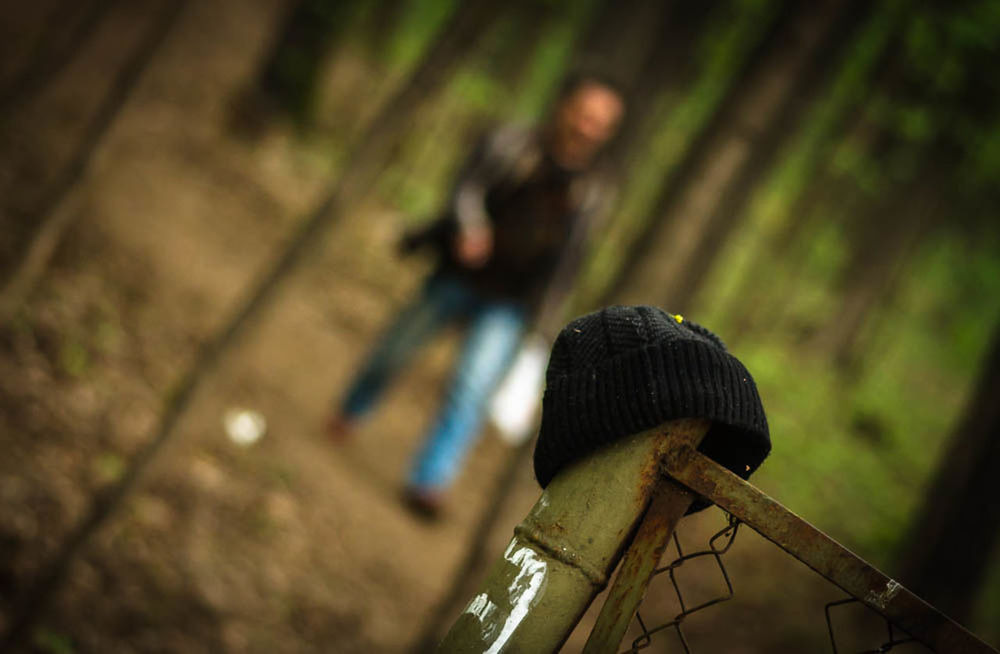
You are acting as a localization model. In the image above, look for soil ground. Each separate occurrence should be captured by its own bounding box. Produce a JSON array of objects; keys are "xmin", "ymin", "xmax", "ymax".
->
[{"xmin": 0, "ymin": 1, "xmax": 934, "ymax": 652}]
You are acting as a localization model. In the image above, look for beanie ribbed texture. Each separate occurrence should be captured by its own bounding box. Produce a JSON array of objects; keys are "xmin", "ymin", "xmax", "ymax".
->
[{"xmin": 533, "ymin": 306, "xmax": 770, "ymax": 508}]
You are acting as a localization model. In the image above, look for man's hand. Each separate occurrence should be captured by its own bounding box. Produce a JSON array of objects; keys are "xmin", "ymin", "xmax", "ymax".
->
[{"xmin": 453, "ymin": 225, "xmax": 493, "ymax": 268}]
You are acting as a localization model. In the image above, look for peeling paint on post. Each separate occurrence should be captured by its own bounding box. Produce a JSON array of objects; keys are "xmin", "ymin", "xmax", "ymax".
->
[
  {"xmin": 461, "ymin": 541, "xmax": 550, "ymax": 653},
  {"xmin": 435, "ymin": 419, "xmax": 710, "ymax": 654}
]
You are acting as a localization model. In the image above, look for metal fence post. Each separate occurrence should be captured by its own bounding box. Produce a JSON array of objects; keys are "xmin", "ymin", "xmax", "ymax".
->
[
  {"xmin": 434, "ymin": 418, "xmax": 709, "ymax": 654},
  {"xmin": 581, "ymin": 475, "xmax": 696, "ymax": 653}
]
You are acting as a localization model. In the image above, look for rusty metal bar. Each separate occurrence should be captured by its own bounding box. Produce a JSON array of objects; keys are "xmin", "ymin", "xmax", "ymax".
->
[
  {"xmin": 434, "ymin": 419, "xmax": 710, "ymax": 654},
  {"xmin": 581, "ymin": 477, "xmax": 695, "ymax": 654},
  {"xmin": 661, "ymin": 444, "xmax": 999, "ymax": 654}
]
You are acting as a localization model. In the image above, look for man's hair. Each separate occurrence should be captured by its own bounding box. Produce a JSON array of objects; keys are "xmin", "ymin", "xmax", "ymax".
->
[{"xmin": 556, "ymin": 71, "xmax": 629, "ymax": 110}]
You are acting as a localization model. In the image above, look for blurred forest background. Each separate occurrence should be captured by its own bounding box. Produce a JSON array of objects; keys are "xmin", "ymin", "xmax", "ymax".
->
[{"xmin": 1, "ymin": 0, "xmax": 999, "ymax": 652}]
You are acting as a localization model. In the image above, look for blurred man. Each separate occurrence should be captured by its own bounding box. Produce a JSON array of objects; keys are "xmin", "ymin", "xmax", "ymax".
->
[{"xmin": 328, "ymin": 74, "xmax": 625, "ymax": 517}]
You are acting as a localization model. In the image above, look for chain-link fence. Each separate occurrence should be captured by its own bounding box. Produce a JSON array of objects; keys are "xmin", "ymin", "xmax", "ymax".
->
[
  {"xmin": 435, "ymin": 421, "xmax": 997, "ymax": 654},
  {"xmin": 622, "ymin": 515, "xmax": 739, "ymax": 653},
  {"xmin": 619, "ymin": 511, "xmax": 928, "ymax": 653}
]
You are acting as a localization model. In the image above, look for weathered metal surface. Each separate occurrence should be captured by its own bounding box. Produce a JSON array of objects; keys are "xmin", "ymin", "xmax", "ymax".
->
[
  {"xmin": 661, "ymin": 444, "xmax": 999, "ymax": 654},
  {"xmin": 582, "ymin": 484, "xmax": 698, "ymax": 651},
  {"xmin": 435, "ymin": 419, "xmax": 711, "ymax": 654},
  {"xmin": 623, "ymin": 516, "xmax": 741, "ymax": 652}
]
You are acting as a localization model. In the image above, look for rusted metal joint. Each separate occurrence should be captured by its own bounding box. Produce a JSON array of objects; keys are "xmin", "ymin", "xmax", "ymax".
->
[
  {"xmin": 660, "ymin": 441, "xmax": 696, "ymax": 468},
  {"xmin": 513, "ymin": 523, "xmax": 608, "ymax": 588}
]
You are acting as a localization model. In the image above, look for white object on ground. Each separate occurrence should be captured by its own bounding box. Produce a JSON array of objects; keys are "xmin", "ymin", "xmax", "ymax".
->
[
  {"xmin": 223, "ymin": 408, "xmax": 267, "ymax": 446},
  {"xmin": 489, "ymin": 334, "xmax": 548, "ymax": 445}
]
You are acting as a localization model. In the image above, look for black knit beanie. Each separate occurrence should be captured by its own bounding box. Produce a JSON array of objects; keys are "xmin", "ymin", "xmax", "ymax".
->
[{"xmin": 534, "ymin": 306, "xmax": 770, "ymax": 509}]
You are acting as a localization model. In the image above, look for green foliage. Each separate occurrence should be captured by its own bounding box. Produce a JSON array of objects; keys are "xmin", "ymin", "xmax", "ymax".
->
[
  {"xmin": 701, "ymin": 0, "xmax": 904, "ymax": 329},
  {"xmin": 511, "ymin": 13, "xmax": 585, "ymax": 120},
  {"xmin": 871, "ymin": 0, "xmax": 1000, "ymax": 196},
  {"xmin": 975, "ymin": 554, "xmax": 1000, "ymax": 644},
  {"xmin": 718, "ymin": 223, "xmax": 1000, "ymax": 577},
  {"xmin": 966, "ymin": 115, "xmax": 1000, "ymax": 188},
  {"xmin": 382, "ymin": 0, "xmax": 458, "ymax": 70},
  {"xmin": 32, "ymin": 629, "xmax": 75, "ymax": 654},
  {"xmin": 93, "ymin": 452, "xmax": 126, "ymax": 484},
  {"xmin": 59, "ymin": 339, "xmax": 90, "ymax": 378},
  {"xmin": 684, "ymin": 11, "xmax": 1000, "ymax": 610}
]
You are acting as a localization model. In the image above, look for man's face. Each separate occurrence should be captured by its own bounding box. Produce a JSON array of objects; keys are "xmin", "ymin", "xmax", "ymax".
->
[{"xmin": 550, "ymin": 82, "xmax": 625, "ymax": 169}]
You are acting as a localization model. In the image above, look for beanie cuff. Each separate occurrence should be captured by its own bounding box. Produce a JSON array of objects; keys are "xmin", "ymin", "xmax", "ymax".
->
[{"xmin": 534, "ymin": 338, "xmax": 769, "ymax": 488}]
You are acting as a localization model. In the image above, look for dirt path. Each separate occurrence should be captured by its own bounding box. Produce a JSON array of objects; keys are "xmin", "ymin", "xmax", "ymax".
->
[{"xmin": 0, "ymin": 2, "xmax": 543, "ymax": 650}]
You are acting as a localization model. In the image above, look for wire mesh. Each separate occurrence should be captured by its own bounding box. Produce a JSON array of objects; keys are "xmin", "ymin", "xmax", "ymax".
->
[
  {"xmin": 619, "ymin": 512, "xmax": 740, "ymax": 654},
  {"xmin": 825, "ymin": 597, "xmax": 919, "ymax": 654},
  {"xmin": 618, "ymin": 510, "xmax": 927, "ymax": 654}
]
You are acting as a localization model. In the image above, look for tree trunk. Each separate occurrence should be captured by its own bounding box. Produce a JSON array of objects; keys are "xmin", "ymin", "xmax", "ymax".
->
[
  {"xmin": 252, "ymin": 0, "xmax": 362, "ymax": 125},
  {"xmin": 573, "ymin": 0, "xmax": 668, "ymax": 80},
  {"xmin": 896, "ymin": 321, "xmax": 1000, "ymax": 623},
  {"xmin": 606, "ymin": 1, "xmax": 717, "ymax": 170},
  {"xmin": 0, "ymin": 0, "xmax": 188, "ymax": 325},
  {"xmin": 0, "ymin": 0, "xmax": 117, "ymax": 118},
  {"xmin": 810, "ymin": 168, "xmax": 942, "ymax": 367},
  {"xmin": 486, "ymin": 2, "xmax": 560, "ymax": 90},
  {"xmin": 616, "ymin": 0, "xmax": 852, "ymax": 310},
  {"xmin": 362, "ymin": 0, "xmax": 409, "ymax": 57}
]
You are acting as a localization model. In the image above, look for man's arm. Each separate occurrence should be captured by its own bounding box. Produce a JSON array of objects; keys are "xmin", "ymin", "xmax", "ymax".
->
[{"xmin": 449, "ymin": 125, "xmax": 533, "ymax": 267}]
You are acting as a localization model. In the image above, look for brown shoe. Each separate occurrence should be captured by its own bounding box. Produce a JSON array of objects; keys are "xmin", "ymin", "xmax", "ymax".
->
[
  {"xmin": 403, "ymin": 486, "xmax": 445, "ymax": 522},
  {"xmin": 325, "ymin": 414, "xmax": 356, "ymax": 444}
]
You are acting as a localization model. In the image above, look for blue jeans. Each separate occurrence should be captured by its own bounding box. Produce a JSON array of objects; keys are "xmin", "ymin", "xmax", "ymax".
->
[{"xmin": 340, "ymin": 274, "xmax": 526, "ymax": 491}]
